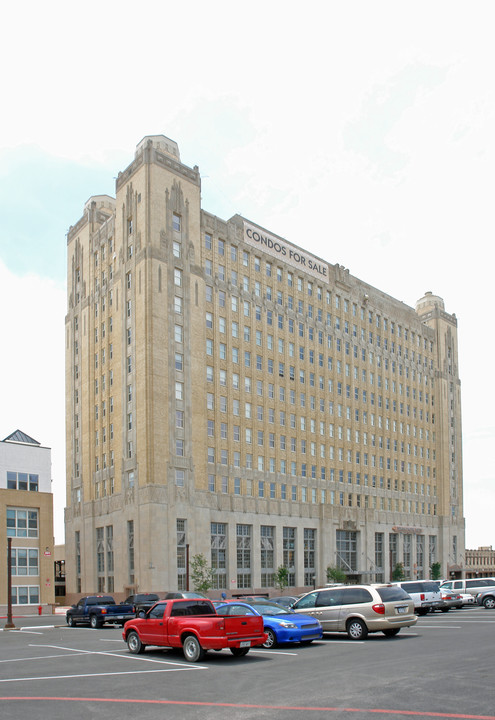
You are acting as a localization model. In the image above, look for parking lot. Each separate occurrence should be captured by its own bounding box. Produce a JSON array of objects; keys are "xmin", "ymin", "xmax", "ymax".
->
[{"xmin": 1, "ymin": 605, "xmax": 495, "ymax": 720}]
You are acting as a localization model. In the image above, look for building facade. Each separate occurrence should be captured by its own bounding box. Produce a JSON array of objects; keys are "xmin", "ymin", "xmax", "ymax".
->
[
  {"xmin": 1, "ymin": 430, "xmax": 54, "ymax": 610},
  {"xmin": 64, "ymin": 135, "xmax": 465, "ymax": 599},
  {"xmin": 465, "ymin": 547, "xmax": 495, "ymax": 578}
]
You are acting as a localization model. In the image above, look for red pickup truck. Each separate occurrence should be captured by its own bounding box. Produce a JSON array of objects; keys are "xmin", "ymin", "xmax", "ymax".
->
[{"xmin": 122, "ymin": 598, "xmax": 267, "ymax": 662}]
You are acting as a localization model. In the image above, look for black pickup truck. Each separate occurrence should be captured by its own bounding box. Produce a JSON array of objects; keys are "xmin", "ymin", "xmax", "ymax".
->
[
  {"xmin": 66, "ymin": 595, "xmax": 135, "ymax": 628},
  {"xmin": 125, "ymin": 593, "xmax": 160, "ymax": 614}
]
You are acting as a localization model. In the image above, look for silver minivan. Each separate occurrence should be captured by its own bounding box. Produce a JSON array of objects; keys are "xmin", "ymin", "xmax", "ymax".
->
[{"xmin": 291, "ymin": 584, "xmax": 416, "ymax": 640}]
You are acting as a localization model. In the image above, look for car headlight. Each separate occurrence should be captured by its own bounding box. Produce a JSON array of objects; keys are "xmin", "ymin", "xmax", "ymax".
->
[{"xmin": 279, "ymin": 622, "xmax": 297, "ymax": 628}]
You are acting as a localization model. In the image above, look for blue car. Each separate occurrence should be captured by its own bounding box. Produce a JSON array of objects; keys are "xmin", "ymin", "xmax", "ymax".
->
[{"xmin": 215, "ymin": 600, "xmax": 323, "ymax": 648}]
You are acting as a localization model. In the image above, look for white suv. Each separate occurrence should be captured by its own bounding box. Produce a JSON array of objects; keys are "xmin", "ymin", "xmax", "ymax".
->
[{"xmin": 393, "ymin": 580, "xmax": 443, "ymax": 615}]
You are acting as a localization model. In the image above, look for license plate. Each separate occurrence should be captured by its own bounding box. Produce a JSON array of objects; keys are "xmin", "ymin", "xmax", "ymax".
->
[
  {"xmin": 396, "ymin": 605, "xmax": 408, "ymax": 614},
  {"xmin": 239, "ymin": 641, "xmax": 251, "ymax": 647}
]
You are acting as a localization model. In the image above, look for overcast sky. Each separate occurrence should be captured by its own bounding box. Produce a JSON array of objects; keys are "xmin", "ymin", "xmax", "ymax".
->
[{"xmin": 1, "ymin": 1, "xmax": 494, "ymax": 551}]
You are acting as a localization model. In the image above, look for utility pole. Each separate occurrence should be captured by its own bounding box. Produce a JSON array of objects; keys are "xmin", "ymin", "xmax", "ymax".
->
[{"xmin": 5, "ymin": 537, "xmax": 15, "ymax": 629}]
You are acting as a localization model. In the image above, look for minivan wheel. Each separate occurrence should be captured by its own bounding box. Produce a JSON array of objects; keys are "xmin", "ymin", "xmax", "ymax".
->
[
  {"xmin": 346, "ymin": 618, "xmax": 368, "ymax": 640},
  {"xmin": 382, "ymin": 628, "xmax": 400, "ymax": 637},
  {"xmin": 483, "ymin": 596, "xmax": 495, "ymax": 609}
]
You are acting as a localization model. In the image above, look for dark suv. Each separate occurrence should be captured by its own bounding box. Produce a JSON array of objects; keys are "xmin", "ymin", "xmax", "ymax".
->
[{"xmin": 125, "ymin": 593, "xmax": 160, "ymax": 614}]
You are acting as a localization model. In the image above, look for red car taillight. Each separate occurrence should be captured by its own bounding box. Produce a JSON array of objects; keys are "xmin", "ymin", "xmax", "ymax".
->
[
  {"xmin": 420, "ymin": 593, "xmax": 425, "ymax": 601},
  {"xmin": 101, "ymin": 608, "xmax": 107, "ymax": 615},
  {"xmin": 372, "ymin": 603, "xmax": 385, "ymax": 615}
]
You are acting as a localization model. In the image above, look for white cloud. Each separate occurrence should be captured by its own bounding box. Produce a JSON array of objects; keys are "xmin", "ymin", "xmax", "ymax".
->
[
  {"xmin": 1, "ymin": 0, "xmax": 495, "ymax": 549},
  {"xmin": 0, "ymin": 260, "xmax": 66, "ymax": 542}
]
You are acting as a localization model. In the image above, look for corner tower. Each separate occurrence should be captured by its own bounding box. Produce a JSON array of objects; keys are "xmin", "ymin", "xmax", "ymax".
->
[{"xmin": 416, "ymin": 292, "xmax": 465, "ymax": 576}]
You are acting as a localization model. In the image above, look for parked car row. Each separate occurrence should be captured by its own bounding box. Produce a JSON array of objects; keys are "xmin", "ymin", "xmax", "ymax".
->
[{"xmin": 66, "ymin": 577, "xmax": 489, "ymax": 662}]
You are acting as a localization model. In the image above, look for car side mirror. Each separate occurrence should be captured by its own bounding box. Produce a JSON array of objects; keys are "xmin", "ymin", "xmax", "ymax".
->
[{"xmin": 138, "ymin": 610, "xmax": 146, "ymax": 618}]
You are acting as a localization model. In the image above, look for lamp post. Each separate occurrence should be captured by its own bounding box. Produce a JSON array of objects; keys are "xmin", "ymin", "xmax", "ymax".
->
[{"xmin": 5, "ymin": 537, "xmax": 15, "ymax": 629}]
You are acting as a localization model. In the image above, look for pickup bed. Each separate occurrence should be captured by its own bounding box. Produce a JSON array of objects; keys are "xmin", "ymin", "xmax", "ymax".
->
[
  {"xmin": 67, "ymin": 595, "xmax": 135, "ymax": 628},
  {"xmin": 122, "ymin": 598, "xmax": 267, "ymax": 662}
]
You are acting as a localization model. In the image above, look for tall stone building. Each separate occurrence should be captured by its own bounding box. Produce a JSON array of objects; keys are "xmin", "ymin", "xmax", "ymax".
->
[{"xmin": 64, "ymin": 135, "xmax": 464, "ymax": 598}]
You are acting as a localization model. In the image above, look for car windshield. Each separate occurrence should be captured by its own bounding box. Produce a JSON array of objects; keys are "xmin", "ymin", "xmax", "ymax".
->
[
  {"xmin": 251, "ymin": 602, "xmax": 293, "ymax": 615},
  {"xmin": 135, "ymin": 594, "xmax": 159, "ymax": 602}
]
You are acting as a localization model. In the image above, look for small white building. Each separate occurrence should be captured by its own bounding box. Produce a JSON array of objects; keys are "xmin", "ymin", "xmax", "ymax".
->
[{"xmin": 0, "ymin": 430, "xmax": 54, "ymax": 611}]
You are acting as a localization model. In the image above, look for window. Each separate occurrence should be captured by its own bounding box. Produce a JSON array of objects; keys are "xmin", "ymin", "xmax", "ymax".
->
[
  {"xmin": 236, "ymin": 525, "xmax": 252, "ymax": 588},
  {"xmin": 304, "ymin": 529, "xmax": 316, "ymax": 585},
  {"xmin": 260, "ymin": 526, "xmax": 275, "ymax": 587},
  {"xmin": 11, "ymin": 548, "xmax": 39, "ymax": 576},
  {"xmin": 12, "ymin": 585, "xmax": 39, "ymax": 605},
  {"xmin": 7, "ymin": 472, "xmax": 39, "ymax": 492},
  {"xmin": 7, "ymin": 509, "xmax": 39, "ymax": 538},
  {"xmin": 211, "ymin": 523, "xmax": 227, "ymax": 589},
  {"xmin": 283, "ymin": 527, "xmax": 296, "ymax": 585},
  {"xmin": 173, "ymin": 213, "xmax": 181, "ymax": 232}
]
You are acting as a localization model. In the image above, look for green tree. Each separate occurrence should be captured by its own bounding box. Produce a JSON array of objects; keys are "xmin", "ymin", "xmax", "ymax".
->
[
  {"xmin": 326, "ymin": 566, "xmax": 347, "ymax": 584},
  {"xmin": 430, "ymin": 562, "xmax": 442, "ymax": 580},
  {"xmin": 190, "ymin": 553, "xmax": 216, "ymax": 595},
  {"xmin": 391, "ymin": 562, "xmax": 405, "ymax": 581},
  {"xmin": 273, "ymin": 565, "xmax": 289, "ymax": 592}
]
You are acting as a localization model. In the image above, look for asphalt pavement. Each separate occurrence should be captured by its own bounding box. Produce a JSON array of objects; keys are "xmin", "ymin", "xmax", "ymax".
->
[{"xmin": 1, "ymin": 605, "xmax": 494, "ymax": 720}]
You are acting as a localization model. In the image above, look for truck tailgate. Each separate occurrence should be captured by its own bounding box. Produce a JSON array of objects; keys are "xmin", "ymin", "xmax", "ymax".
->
[{"xmin": 223, "ymin": 615, "xmax": 265, "ymax": 641}]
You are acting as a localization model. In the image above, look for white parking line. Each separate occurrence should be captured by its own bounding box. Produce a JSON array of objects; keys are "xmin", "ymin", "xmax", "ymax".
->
[
  {"xmin": 21, "ymin": 625, "xmax": 56, "ymax": 630},
  {"xmin": 0, "ymin": 652, "xmax": 94, "ymax": 664},
  {"xmin": 31, "ymin": 643, "xmax": 208, "ymax": 668},
  {"xmin": 0, "ymin": 667, "xmax": 202, "ymax": 684},
  {"xmin": 322, "ymin": 640, "xmax": 366, "ymax": 644},
  {"xmin": 250, "ymin": 649, "xmax": 299, "ymax": 655},
  {"xmin": 416, "ymin": 625, "xmax": 462, "ymax": 629},
  {"xmin": 438, "ymin": 619, "xmax": 495, "ymax": 623}
]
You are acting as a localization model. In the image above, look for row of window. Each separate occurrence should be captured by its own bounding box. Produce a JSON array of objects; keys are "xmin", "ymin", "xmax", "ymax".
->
[
  {"xmin": 180, "ymin": 516, "xmax": 438, "ymax": 590},
  {"xmin": 206, "ymin": 415, "xmax": 431, "ymax": 450},
  {"xmin": 203, "ymin": 234, "xmax": 433, "ymax": 349},
  {"xmin": 205, "ymin": 445, "xmax": 432, "ymax": 478},
  {"xmin": 173, "ymin": 471, "xmax": 438, "ymax": 513},
  {"xmin": 6, "ymin": 471, "xmax": 39, "ymax": 492},
  {"xmin": 205, "ymin": 371, "xmax": 434, "ymax": 433},
  {"xmin": 205, "ymin": 307, "xmax": 433, "ymax": 367}
]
